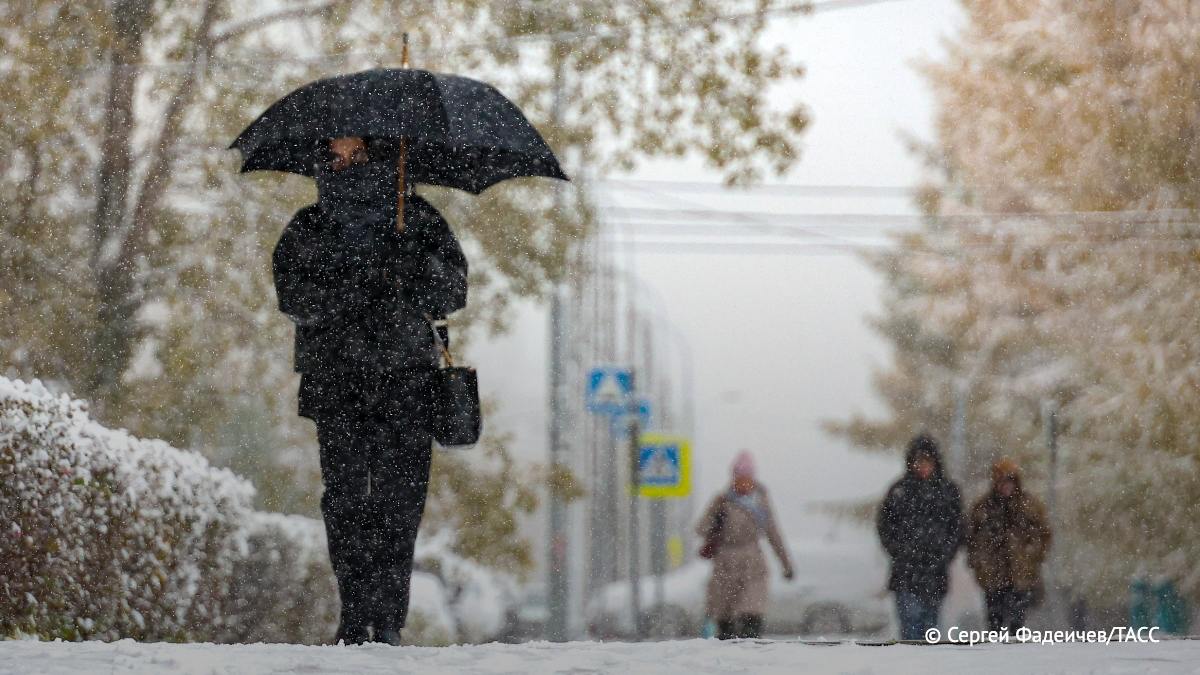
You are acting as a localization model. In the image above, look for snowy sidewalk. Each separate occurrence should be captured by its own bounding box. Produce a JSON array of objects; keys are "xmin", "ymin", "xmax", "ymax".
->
[{"xmin": 1, "ymin": 638, "xmax": 1196, "ymax": 675}]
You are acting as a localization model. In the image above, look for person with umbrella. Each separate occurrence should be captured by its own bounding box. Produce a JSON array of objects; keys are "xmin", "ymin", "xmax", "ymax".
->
[{"xmin": 232, "ymin": 63, "xmax": 566, "ymax": 645}]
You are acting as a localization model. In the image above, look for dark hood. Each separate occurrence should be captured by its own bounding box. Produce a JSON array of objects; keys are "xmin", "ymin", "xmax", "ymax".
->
[{"xmin": 904, "ymin": 434, "xmax": 945, "ymax": 479}]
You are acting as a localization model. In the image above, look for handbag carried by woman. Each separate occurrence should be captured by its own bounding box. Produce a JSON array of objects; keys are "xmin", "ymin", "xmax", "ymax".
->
[{"xmin": 426, "ymin": 316, "xmax": 481, "ymax": 447}]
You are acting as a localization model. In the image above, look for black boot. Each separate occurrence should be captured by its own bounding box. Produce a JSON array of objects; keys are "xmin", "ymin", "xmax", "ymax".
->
[
  {"xmin": 335, "ymin": 594, "xmax": 371, "ymax": 645},
  {"xmin": 717, "ymin": 619, "xmax": 738, "ymax": 640},
  {"xmin": 370, "ymin": 582, "xmax": 403, "ymax": 646},
  {"xmin": 335, "ymin": 621, "xmax": 369, "ymax": 645},
  {"xmin": 372, "ymin": 627, "xmax": 403, "ymax": 646},
  {"xmin": 737, "ymin": 614, "xmax": 764, "ymax": 639}
]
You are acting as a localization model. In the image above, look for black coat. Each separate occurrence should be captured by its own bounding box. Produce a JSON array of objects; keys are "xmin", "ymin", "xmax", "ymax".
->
[
  {"xmin": 272, "ymin": 195, "xmax": 467, "ymax": 415},
  {"xmin": 877, "ymin": 458, "xmax": 963, "ymax": 601}
]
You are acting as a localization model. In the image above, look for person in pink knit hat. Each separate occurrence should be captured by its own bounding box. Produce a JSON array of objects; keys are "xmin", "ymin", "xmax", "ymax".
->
[{"xmin": 696, "ymin": 450, "xmax": 794, "ymax": 639}]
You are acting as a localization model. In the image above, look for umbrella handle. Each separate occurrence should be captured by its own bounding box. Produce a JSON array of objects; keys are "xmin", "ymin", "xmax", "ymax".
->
[
  {"xmin": 397, "ymin": 137, "xmax": 407, "ymax": 233},
  {"xmin": 397, "ymin": 32, "xmax": 410, "ymax": 233}
]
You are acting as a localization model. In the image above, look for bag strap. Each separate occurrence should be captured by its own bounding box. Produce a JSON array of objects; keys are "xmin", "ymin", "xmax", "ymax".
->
[
  {"xmin": 710, "ymin": 497, "xmax": 727, "ymax": 533},
  {"xmin": 423, "ymin": 312, "xmax": 454, "ymax": 367}
]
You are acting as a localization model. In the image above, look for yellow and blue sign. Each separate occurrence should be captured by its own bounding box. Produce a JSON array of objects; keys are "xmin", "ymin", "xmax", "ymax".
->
[{"xmin": 637, "ymin": 433, "xmax": 691, "ymax": 499}]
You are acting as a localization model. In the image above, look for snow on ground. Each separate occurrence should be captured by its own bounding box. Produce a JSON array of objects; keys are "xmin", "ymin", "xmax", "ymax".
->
[{"xmin": 1, "ymin": 639, "xmax": 1197, "ymax": 675}]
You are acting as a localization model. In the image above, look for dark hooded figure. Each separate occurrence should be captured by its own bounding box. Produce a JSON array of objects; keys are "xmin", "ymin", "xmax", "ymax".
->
[
  {"xmin": 272, "ymin": 136, "xmax": 467, "ymax": 645},
  {"xmin": 876, "ymin": 434, "xmax": 964, "ymax": 641}
]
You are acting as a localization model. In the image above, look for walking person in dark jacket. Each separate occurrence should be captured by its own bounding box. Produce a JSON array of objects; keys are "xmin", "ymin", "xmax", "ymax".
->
[
  {"xmin": 966, "ymin": 458, "xmax": 1051, "ymax": 632},
  {"xmin": 273, "ymin": 136, "xmax": 467, "ymax": 645},
  {"xmin": 876, "ymin": 434, "xmax": 964, "ymax": 641}
]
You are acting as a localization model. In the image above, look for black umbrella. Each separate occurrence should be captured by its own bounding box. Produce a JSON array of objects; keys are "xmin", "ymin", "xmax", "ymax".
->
[{"xmin": 230, "ymin": 68, "xmax": 567, "ymax": 194}]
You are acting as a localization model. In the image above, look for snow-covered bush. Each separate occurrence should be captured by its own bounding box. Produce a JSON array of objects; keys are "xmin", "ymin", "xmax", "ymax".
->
[
  {"xmin": 218, "ymin": 512, "xmax": 339, "ymax": 644},
  {"xmin": 0, "ymin": 377, "xmax": 253, "ymax": 641},
  {"xmin": 0, "ymin": 376, "xmax": 512, "ymax": 644},
  {"xmin": 415, "ymin": 533, "xmax": 517, "ymax": 643},
  {"xmin": 217, "ymin": 514, "xmax": 490, "ymax": 646},
  {"xmin": 405, "ymin": 572, "xmax": 459, "ymax": 646}
]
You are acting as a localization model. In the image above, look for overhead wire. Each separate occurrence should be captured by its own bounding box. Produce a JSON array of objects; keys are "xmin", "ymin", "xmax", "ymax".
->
[
  {"xmin": 598, "ymin": 178, "xmax": 913, "ymax": 197},
  {"xmin": 606, "ymin": 175, "xmax": 869, "ymax": 249}
]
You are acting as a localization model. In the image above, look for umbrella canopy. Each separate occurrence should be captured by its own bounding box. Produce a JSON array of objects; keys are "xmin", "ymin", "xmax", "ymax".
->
[{"xmin": 230, "ymin": 68, "xmax": 568, "ymax": 194}]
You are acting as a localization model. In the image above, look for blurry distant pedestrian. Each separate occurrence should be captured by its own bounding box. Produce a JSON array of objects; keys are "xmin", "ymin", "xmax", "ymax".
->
[
  {"xmin": 966, "ymin": 458, "xmax": 1051, "ymax": 632},
  {"xmin": 877, "ymin": 434, "xmax": 963, "ymax": 641},
  {"xmin": 696, "ymin": 451, "xmax": 794, "ymax": 640}
]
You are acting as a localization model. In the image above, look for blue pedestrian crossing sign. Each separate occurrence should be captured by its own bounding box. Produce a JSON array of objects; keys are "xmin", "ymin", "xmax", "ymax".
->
[
  {"xmin": 637, "ymin": 434, "xmax": 692, "ymax": 499},
  {"xmin": 586, "ymin": 367, "xmax": 632, "ymax": 415}
]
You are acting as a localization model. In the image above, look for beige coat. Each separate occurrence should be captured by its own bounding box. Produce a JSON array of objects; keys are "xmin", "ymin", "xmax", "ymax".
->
[{"xmin": 696, "ymin": 486, "xmax": 790, "ymax": 619}]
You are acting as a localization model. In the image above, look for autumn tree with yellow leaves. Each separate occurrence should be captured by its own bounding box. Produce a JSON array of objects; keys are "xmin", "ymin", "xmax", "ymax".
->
[{"xmin": 833, "ymin": 0, "xmax": 1200, "ymax": 605}]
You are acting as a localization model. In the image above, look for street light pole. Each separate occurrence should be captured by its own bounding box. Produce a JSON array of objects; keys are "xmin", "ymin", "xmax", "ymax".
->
[
  {"xmin": 545, "ymin": 42, "xmax": 569, "ymax": 643},
  {"xmin": 627, "ymin": 383, "xmax": 643, "ymax": 640},
  {"xmin": 1042, "ymin": 399, "xmax": 1062, "ymax": 628},
  {"xmin": 626, "ymin": 214, "xmax": 645, "ymax": 639},
  {"xmin": 641, "ymin": 313, "xmax": 667, "ymax": 630},
  {"xmin": 951, "ymin": 379, "xmax": 968, "ymax": 484}
]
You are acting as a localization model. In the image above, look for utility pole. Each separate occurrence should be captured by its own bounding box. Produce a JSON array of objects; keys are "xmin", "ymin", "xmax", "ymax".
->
[
  {"xmin": 1044, "ymin": 401, "xmax": 1058, "ymax": 540},
  {"xmin": 625, "ymin": 220, "xmax": 643, "ymax": 640},
  {"xmin": 1042, "ymin": 400, "xmax": 1061, "ymax": 628},
  {"xmin": 644, "ymin": 317, "xmax": 666, "ymax": 628},
  {"xmin": 627, "ymin": 377, "xmax": 643, "ymax": 639},
  {"xmin": 950, "ymin": 379, "xmax": 968, "ymax": 484},
  {"xmin": 602, "ymin": 236, "xmax": 620, "ymax": 591},
  {"xmin": 585, "ymin": 237, "xmax": 604, "ymax": 602},
  {"xmin": 545, "ymin": 42, "xmax": 569, "ymax": 643}
]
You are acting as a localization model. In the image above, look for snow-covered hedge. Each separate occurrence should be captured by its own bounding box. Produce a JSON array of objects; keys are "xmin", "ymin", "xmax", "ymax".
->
[
  {"xmin": 218, "ymin": 512, "xmax": 339, "ymax": 644},
  {"xmin": 0, "ymin": 377, "xmax": 510, "ymax": 644},
  {"xmin": 414, "ymin": 534, "xmax": 516, "ymax": 643},
  {"xmin": 220, "ymin": 513, "xmax": 463, "ymax": 646},
  {"xmin": 0, "ymin": 377, "xmax": 252, "ymax": 641}
]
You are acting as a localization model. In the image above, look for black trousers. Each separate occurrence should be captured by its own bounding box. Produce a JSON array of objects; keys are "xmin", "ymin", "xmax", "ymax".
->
[
  {"xmin": 985, "ymin": 587, "xmax": 1033, "ymax": 632},
  {"xmin": 313, "ymin": 398, "xmax": 433, "ymax": 634}
]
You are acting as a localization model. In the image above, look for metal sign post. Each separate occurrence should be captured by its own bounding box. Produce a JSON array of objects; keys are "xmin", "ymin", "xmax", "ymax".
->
[
  {"xmin": 585, "ymin": 364, "xmax": 633, "ymax": 614},
  {"xmin": 627, "ymin": 388, "xmax": 642, "ymax": 640},
  {"xmin": 636, "ymin": 433, "xmax": 692, "ymax": 637},
  {"xmin": 1043, "ymin": 400, "xmax": 1062, "ymax": 628}
]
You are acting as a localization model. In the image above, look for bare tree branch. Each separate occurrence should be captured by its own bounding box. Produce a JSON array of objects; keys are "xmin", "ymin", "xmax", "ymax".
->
[
  {"xmin": 121, "ymin": 0, "xmax": 222, "ymax": 269},
  {"xmin": 17, "ymin": 143, "xmax": 40, "ymax": 229},
  {"xmin": 210, "ymin": 0, "xmax": 351, "ymax": 46}
]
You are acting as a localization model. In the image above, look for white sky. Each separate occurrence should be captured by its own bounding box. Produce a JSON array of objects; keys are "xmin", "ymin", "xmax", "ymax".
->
[{"xmin": 468, "ymin": 0, "xmax": 965, "ymax": 537}]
